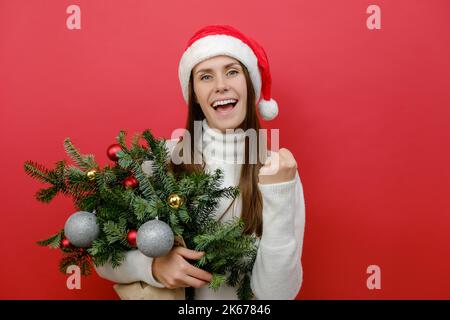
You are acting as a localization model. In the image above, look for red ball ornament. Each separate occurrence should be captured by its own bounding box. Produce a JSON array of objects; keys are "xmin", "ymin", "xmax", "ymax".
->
[
  {"xmin": 127, "ymin": 230, "xmax": 137, "ymax": 247},
  {"xmin": 61, "ymin": 237, "xmax": 71, "ymax": 248},
  {"xmin": 123, "ymin": 176, "xmax": 139, "ymax": 189},
  {"xmin": 107, "ymin": 144, "xmax": 122, "ymax": 161}
]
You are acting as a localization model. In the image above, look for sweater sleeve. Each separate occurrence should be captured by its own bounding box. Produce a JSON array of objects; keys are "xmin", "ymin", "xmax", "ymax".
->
[
  {"xmin": 250, "ymin": 170, "xmax": 306, "ymax": 300},
  {"xmin": 94, "ymin": 249, "xmax": 165, "ymax": 287}
]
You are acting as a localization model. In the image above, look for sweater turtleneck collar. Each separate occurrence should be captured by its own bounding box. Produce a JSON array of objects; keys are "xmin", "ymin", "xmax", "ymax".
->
[{"xmin": 199, "ymin": 118, "xmax": 246, "ymax": 164}]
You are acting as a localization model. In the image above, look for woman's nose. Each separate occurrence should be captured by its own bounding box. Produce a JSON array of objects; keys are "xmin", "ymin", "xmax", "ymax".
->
[{"xmin": 215, "ymin": 75, "xmax": 229, "ymax": 93}]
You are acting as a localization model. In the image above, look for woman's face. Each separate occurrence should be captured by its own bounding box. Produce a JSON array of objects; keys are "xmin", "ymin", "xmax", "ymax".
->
[{"xmin": 192, "ymin": 55, "xmax": 247, "ymax": 133}]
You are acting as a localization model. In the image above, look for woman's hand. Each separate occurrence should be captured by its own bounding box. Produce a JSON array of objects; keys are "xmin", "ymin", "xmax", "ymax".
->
[
  {"xmin": 258, "ymin": 148, "xmax": 297, "ymax": 184},
  {"xmin": 152, "ymin": 246, "xmax": 213, "ymax": 289}
]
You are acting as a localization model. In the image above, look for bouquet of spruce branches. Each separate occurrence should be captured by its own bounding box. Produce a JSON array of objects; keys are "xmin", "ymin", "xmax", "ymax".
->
[{"xmin": 24, "ymin": 129, "xmax": 257, "ymax": 300}]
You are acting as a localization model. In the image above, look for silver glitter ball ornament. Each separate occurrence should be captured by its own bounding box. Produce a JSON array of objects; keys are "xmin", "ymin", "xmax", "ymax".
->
[
  {"xmin": 137, "ymin": 220, "xmax": 174, "ymax": 257},
  {"xmin": 64, "ymin": 211, "xmax": 100, "ymax": 248}
]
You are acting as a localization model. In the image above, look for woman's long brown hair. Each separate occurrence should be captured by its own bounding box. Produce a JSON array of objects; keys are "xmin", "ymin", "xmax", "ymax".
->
[{"xmin": 170, "ymin": 62, "xmax": 265, "ymax": 237}]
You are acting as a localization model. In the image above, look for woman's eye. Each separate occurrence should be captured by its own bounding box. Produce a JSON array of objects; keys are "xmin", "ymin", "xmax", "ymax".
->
[
  {"xmin": 227, "ymin": 70, "xmax": 238, "ymax": 76},
  {"xmin": 200, "ymin": 75, "xmax": 211, "ymax": 81}
]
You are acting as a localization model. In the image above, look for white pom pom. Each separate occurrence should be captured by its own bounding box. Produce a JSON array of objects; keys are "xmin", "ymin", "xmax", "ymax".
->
[{"xmin": 258, "ymin": 99, "xmax": 279, "ymax": 120}]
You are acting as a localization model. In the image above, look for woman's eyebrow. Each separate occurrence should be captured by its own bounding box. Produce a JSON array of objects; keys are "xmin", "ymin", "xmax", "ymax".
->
[
  {"xmin": 224, "ymin": 62, "xmax": 241, "ymax": 69},
  {"xmin": 195, "ymin": 63, "xmax": 241, "ymax": 75}
]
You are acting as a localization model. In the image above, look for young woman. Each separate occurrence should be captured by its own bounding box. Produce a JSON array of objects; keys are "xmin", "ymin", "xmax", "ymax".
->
[{"xmin": 95, "ymin": 25, "xmax": 306, "ymax": 300}]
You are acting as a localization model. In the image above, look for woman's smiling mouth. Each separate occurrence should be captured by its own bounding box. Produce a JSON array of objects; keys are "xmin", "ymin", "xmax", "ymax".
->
[{"xmin": 211, "ymin": 98, "xmax": 238, "ymax": 115}]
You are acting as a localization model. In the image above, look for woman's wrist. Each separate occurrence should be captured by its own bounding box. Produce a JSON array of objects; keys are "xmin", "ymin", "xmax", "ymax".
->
[{"xmin": 151, "ymin": 257, "xmax": 162, "ymax": 284}]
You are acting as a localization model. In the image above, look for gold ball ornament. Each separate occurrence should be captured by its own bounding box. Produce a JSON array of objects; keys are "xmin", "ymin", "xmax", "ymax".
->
[
  {"xmin": 86, "ymin": 169, "xmax": 97, "ymax": 181},
  {"xmin": 167, "ymin": 193, "xmax": 184, "ymax": 209}
]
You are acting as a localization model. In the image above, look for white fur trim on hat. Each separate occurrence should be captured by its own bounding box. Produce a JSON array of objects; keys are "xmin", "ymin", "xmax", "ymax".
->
[
  {"xmin": 258, "ymin": 98, "xmax": 278, "ymax": 121},
  {"xmin": 178, "ymin": 34, "xmax": 262, "ymax": 103}
]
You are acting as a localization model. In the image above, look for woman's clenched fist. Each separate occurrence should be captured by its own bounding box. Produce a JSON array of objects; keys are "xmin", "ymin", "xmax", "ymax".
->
[{"xmin": 258, "ymin": 148, "xmax": 297, "ymax": 184}]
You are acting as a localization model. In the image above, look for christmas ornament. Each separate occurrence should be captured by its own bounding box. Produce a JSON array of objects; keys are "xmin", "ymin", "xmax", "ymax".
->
[
  {"xmin": 137, "ymin": 220, "xmax": 174, "ymax": 257},
  {"xmin": 167, "ymin": 193, "xmax": 184, "ymax": 209},
  {"xmin": 107, "ymin": 143, "xmax": 122, "ymax": 161},
  {"xmin": 123, "ymin": 176, "xmax": 139, "ymax": 189},
  {"xmin": 64, "ymin": 211, "xmax": 100, "ymax": 248},
  {"xmin": 86, "ymin": 169, "xmax": 97, "ymax": 181},
  {"xmin": 127, "ymin": 229, "xmax": 137, "ymax": 247},
  {"xmin": 61, "ymin": 237, "xmax": 71, "ymax": 248}
]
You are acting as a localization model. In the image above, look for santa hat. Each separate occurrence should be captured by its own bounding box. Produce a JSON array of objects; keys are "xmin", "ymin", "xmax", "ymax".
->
[{"xmin": 178, "ymin": 25, "xmax": 279, "ymax": 121}]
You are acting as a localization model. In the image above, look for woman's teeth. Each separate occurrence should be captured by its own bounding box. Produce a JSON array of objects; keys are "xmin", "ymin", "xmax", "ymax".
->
[
  {"xmin": 212, "ymin": 99, "xmax": 238, "ymax": 108},
  {"xmin": 211, "ymin": 99, "xmax": 238, "ymax": 115}
]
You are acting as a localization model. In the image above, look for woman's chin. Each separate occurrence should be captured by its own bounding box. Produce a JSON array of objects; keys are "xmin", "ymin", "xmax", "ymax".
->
[
  {"xmin": 208, "ymin": 107, "xmax": 245, "ymax": 132},
  {"xmin": 209, "ymin": 116, "xmax": 245, "ymax": 132}
]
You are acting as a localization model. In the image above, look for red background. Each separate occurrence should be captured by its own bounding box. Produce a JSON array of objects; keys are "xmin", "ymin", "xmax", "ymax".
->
[{"xmin": 1, "ymin": 0, "xmax": 449, "ymax": 299}]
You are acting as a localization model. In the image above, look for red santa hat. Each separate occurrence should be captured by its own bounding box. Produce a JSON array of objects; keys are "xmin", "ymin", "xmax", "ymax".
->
[{"xmin": 178, "ymin": 25, "xmax": 279, "ymax": 121}]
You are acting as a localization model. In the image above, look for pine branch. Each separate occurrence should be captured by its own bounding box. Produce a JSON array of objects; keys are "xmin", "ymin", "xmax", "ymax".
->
[
  {"xmin": 109, "ymin": 249, "xmax": 126, "ymax": 268},
  {"xmin": 24, "ymin": 160, "xmax": 72, "ymax": 203},
  {"xmin": 88, "ymin": 237, "xmax": 108, "ymax": 257},
  {"xmin": 117, "ymin": 152, "xmax": 133, "ymax": 169},
  {"xmin": 131, "ymin": 195, "xmax": 159, "ymax": 223},
  {"xmin": 63, "ymin": 138, "xmax": 97, "ymax": 170},
  {"xmin": 169, "ymin": 212, "xmax": 183, "ymax": 236},
  {"xmin": 237, "ymin": 273, "xmax": 254, "ymax": 300},
  {"xmin": 35, "ymin": 186, "xmax": 59, "ymax": 203},
  {"xmin": 178, "ymin": 207, "xmax": 191, "ymax": 223},
  {"xmin": 24, "ymin": 161, "xmax": 53, "ymax": 184},
  {"xmin": 131, "ymin": 161, "xmax": 157, "ymax": 200},
  {"xmin": 37, "ymin": 230, "xmax": 64, "ymax": 248},
  {"xmin": 116, "ymin": 131, "xmax": 130, "ymax": 153},
  {"xmin": 129, "ymin": 133, "xmax": 148, "ymax": 160},
  {"xmin": 76, "ymin": 194, "xmax": 99, "ymax": 212},
  {"xmin": 59, "ymin": 252, "xmax": 92, "ymax": 276},
  {"xmin": 209, "ymin": 273, "xmax": 227, "ymax": 291},
  {"xmin": 103, "ymin": 219, "xmax": 127, "ymax": 244}
]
